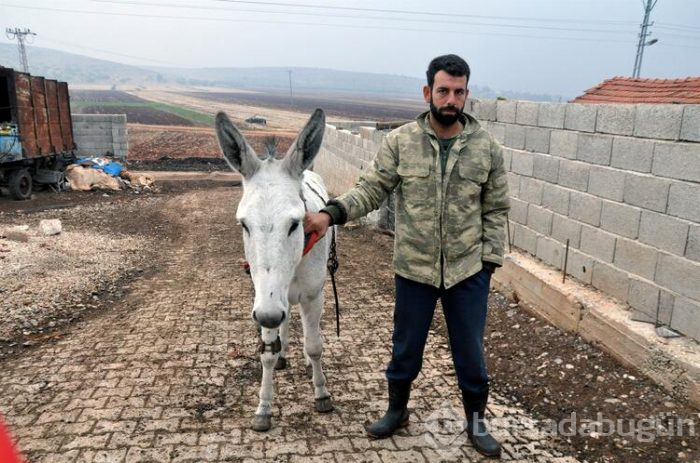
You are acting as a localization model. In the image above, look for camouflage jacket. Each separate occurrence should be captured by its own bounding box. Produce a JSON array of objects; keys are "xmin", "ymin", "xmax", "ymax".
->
[{"xmin": 327, "ymin": 111, "xmax": 510, "ymax": 289}]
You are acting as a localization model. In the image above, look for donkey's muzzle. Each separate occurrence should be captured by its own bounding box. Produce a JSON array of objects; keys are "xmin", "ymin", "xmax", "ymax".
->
[{"xmin": 252, "ymin": 309, "xmax": 286, "ymax": 329}]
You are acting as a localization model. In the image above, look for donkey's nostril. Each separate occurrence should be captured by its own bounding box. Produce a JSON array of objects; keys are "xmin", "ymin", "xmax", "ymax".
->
[
  {"xmin": 252, "ymin": 311, "xmax": 258, "ymax": 322},
  {"xmin": 280, "ymin": 311, "xmax": 286, "ymax": 323}
]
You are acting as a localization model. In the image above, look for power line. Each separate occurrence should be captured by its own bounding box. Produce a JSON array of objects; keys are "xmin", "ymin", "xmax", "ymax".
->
[
  {"xmin": 1, "ymin": 3, "xmax": 638, "ymax": 44},
  {"xmin": 90, "ymin": 0, "xmax": 636, "ymax": 35},
  {"xmin": 92, "ymin": 0, "xmax": 639, "ymax": 27},
  {"xmin": 208, "ymin": 0, "xmax": 638, "ymax": 25}
]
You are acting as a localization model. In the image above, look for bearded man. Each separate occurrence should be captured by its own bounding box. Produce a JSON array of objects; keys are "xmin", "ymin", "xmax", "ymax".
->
[{"xmin": 304, "ymin": 54, "xmax": 510, "ymax": 458}]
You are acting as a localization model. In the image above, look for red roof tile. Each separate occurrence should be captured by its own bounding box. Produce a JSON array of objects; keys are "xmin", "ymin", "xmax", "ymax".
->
[{"xmin": 572, "ymin": 76, "xmax": 700, "ymax": 104}]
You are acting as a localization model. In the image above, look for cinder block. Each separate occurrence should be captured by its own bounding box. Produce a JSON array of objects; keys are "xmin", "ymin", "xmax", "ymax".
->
[
  {"xmin": 656, "ymin": 253, "xmax": 700, "ymax": 301},
  {"xmin": 569, "ymin": 191, "xmax": 602, "ymax": 226},
  {"xmin": 513, "ymin": 223, "xmax": 538, "ymax": 254},
  {"xmin": 580, "ymin": 224, "xmax": 617, "ymax": 262},
  {"xmin": 489, "ymin": 123, "xmax": 506, "ymax": 144},
  {"xmin": 542, "ymin": 183, "xmax": 570, "ymax": 215},
  {"xmin": 475, "ymin": 99, "xmax": 497, "ymax": 121},
  {"xmin": 600, "ymin": 201, "xmax": 641, "ymax": 239},
  {"xmin": 614, "ymin": 238, "xmax": 658, "ymax": 280},
  {"xmin": 634, "ymin": 104, "xmax": 683, "ymax": 140},
  {"xmin": 536, "ymin": 235, "xmax": 564, "ymax": 268},
  {"xmin": 496, "ymin": 100, "xmax": 517, "ymax": 123},
  {"xmin": 551, "ymin": 213, "xmax": 582, "ymax": 248},
  {"xmin": 502, "ymin": 147, "xmax": 513, "ymax": 171},
  {"xmin": 577, "ymin": 133, "xmax": 613, "ymax": 165},
  {"xmin": 596, "ymin": 104, "xmax": 635, "ymax": 136},
  {"xmin": 532, "ymin": 153, "xmax": 559, "ymax": 183},
  {"xmin": 670, "ymin": 297, "xmax": 700, "ymax": 342},
  {"xmin": 566, "ymin": 249, "xmax": 593, "ymax": 284},
  {"xmin": 627, "ymin": 278, "xmax": 660, "ymax": 319},
  {"xmin": 687, "ymin": 225, "xmax": 700, "ymax": 263},
  {"xmin": 538, "ymin": 103, "xmax": 566, "ymax": 128},
  {"xmin": 658, "ymin": 290, "xmax": 675, "ymax": 326},
  {"xmin": 527, "ymin": 204, "xmax": 554, "ymax": 235},
  {"xmin": 510, "ymin": 150, "xmax": 534, "ymax": 176},
  {"xmin": 549, "ymin": 130, "xmax": 578, "ymax": 159},
  {"xmin": 622, "ymin": 173, "xmax": 670, "ymax": 213},
  {"xmin": 592, "ymin": 262, "xmax": 631, "ymax": 303},
  {"xmin": 558, "ymin": 160, "xmax": 590, "ymax": 192},
  {"xmin": 652, "ymin": 141, "xmax": 700, "ymax": 183},
  {"xmin": 516, "ymin": 101, "xmax": 539, "ymax": 126},
  {"xmin": 564, "ymin": 104, "xmax": 597, "ymax": 133},
  {"xmin": 667, "ymin": 182, "xmax": 700, "ymax": 222},
  {"xmin": 639, "ymin": 210, "xmax": 689, "ymax": 256},
  {"xmin": 525, "ymin": 127, "xmax": 551, "ymax": 154},
  {"xmin": 505, "ymin": 124, "xmax": 526, "ymax": 149},
  {"xmin": 680, "ymin": 105, "xmax": 700, "ymax": 142},
  {"xmin": 519, "ymin": 177, "xmax": 544, "ymax": 205},
  {"xmin": 588, "ymin": 166, "xmax": 625, "ymax": 201},
  {"xmin": 509, "ymin": 198, "xmax": 529, "ymax": 224},
  {"xmin": 507, "ymin": 172, "xmax": 520, "ymax": 197}
]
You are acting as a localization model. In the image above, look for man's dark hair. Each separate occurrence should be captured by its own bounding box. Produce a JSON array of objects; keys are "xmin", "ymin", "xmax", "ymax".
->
[{"xmin": 426, "ymin": 54, "xmax": 470, "ymax": 87}]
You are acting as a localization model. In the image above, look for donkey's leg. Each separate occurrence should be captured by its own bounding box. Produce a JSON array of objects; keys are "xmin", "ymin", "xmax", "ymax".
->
[
  {"xmin": 252, "ymin": 327, "xmax": 280, "ymax": 432},
  {"xmin": 275, "ymin": 315, "xmax": 290, "ymax": 370},
  {"xmin": 300, "ymin": 294, "xmax": 333, "ymax": 413}
]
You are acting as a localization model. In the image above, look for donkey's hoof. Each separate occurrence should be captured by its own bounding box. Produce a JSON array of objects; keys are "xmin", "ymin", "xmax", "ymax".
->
[
  {"xmin": 305, "ymin": 364, "xmax": 313, "ymax": 379},
  {"xmin": 315, "ymin": 397, "xmax": 334, "ymax": 413},
  {"xmin": 274, "ymin": 357, "xmax": 287, "ymax": 370},
  {"xmin": 251, "ymin": 414, "xmax": 272, "ymax": 432}
]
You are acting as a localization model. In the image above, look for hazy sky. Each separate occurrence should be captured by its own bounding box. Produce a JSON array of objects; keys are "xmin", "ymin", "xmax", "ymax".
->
[{"xmin": 1, "ymin": 0, "xmax": 699, "ymax": 98}]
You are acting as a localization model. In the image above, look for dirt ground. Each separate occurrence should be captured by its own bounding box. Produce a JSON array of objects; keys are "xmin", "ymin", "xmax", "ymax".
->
[
  {"xmin": 0, "ymin": 182, "xmax": 697, "ymax": 462},
  {"xmin": 127, "ymin": 124, "xmax": 297, "ymax": 162}
]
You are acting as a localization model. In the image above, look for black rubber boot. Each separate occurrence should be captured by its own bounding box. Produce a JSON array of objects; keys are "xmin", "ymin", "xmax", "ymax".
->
[
  {"xmin": 365, "ymin": 379, "xmax": 411, "ymax": 438},
  {"xmin": 462, "ymin": 389, "xmax": 502, "ymax": 458}
]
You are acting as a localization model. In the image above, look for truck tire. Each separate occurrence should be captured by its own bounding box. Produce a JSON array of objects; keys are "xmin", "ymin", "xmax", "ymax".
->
[{"xmin": 9, "ymin": 168, "xmax": 32, "ymax": 200}]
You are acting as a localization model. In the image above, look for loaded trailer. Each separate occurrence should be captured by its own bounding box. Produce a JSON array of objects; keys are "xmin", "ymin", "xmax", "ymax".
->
[{"xmin": 0, "ymin": 66, "xmax": 76, "ymax": 200}]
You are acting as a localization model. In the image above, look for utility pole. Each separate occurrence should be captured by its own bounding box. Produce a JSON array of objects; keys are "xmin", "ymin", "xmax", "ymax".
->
[
  {"xmin": 632, "ymin": 0, "xmax": 658, "ymax": 78},
  {"xmin": 288, "ymin": 70, "xmax": 294, "ymax": 108},
  {"xmin": 5, "ymin": 28, "xmax": 37, "ymax": 73}
]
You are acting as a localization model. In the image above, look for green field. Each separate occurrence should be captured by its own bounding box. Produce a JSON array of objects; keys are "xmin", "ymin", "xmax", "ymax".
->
[{"xmin": 71, "ymin": 100, "xmax": 215, "ymax": 126}]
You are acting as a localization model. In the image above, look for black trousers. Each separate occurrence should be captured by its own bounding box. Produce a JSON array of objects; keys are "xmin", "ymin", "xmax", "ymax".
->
[{"xmin": 385, "ymin": 269, "xmax": 491, "ymax": 396}]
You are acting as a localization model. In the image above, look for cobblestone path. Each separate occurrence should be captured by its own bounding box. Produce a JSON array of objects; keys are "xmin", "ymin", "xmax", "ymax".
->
[{"xmin": 0, "ymin": 188, "xmax": 579, "ymax": 462}]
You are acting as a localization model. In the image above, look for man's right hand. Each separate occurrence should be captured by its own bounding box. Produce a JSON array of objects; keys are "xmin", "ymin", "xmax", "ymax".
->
[{"xmin": 304, "ymin": 211, "xmax": 332, "ymax": 238}]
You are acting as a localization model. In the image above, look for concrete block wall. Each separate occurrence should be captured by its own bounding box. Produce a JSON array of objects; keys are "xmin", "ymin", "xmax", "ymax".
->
[
  {"xmin": 71, "ymin": 114, "xmax": 129, "ymax": 160},
  {"xmin": 317, "ymin": 101, "xmax": 700, "ymax": 342},
  {"xmin": 314, "ymin": 124, "xmax": 382, "ymax": 196},
  {"xmin": 473, "ymin": 99, "xmax": 700, "ymax": 341}
]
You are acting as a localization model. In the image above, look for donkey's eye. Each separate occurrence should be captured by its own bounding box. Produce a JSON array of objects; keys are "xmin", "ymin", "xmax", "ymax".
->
[{"xmin": 288, "ymin": 220, "xmax": 299, "ymax": 236}]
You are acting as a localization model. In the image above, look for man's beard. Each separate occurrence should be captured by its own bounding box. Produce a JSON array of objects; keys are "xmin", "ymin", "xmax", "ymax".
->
[{"xmin": 429, "ymin": 99, "xmax": 463, "ymax": 127}]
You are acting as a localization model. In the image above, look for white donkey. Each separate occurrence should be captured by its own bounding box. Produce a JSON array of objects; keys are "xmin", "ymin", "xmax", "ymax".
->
[{"xmin": 215, "ymin": 109, "xmax": 333, "ymax": 432}]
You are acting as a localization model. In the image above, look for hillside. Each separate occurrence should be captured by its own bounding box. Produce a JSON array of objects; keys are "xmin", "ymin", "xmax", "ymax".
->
[{"xmin": 0, "ymin": 43, "xmax": 560, "ymax": 101}]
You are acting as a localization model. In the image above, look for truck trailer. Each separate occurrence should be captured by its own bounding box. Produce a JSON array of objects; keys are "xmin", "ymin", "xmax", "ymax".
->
[{"xmin": 0, "ymin": 66, "xmax": 76, "ymax": 200}]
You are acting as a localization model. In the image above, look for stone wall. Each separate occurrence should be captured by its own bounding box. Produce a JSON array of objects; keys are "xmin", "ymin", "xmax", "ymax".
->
[
  {"xmin": 314, "ymin": 101, "xmax": 700, "ymax": 341},
  {"xmin": 71, "ymin": 114, "xmax": 128, "ymax": 160}
]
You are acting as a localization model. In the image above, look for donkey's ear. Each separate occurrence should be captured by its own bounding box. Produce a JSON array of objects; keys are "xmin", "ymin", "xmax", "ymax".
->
[
  {"xmin": 215, "ymin": 111, "xmax": 260, "ymax": 178},
  {"xmin": 283, "ymin": 108, "xmax": 325, "ymax": 177}
]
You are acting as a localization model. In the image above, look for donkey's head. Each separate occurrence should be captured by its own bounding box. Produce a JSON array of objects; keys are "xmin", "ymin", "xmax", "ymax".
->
[{"xmin": 216, "ymin": 109, "xmax": 325, "ymax": 330}]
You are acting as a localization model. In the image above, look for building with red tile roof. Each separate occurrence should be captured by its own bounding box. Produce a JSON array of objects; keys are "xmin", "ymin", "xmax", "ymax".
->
[{"xmin": 572, "ymin": 76, "xmax": 700, "ymax": 104}]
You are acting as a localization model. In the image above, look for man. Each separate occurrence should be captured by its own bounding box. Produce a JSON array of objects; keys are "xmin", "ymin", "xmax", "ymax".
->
[{"xmin": 304, "ymin": 54, "xmax": 509, "ymax": 458}]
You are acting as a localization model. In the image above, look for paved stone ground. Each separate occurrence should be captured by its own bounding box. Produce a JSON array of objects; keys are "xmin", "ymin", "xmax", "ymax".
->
[{"xmin": 0, "ymin": 188, "xmax": 579, "ymax": 462}]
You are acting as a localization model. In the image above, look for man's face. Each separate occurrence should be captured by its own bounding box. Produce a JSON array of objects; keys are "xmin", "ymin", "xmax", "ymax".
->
[{"xmin": 423, "ymin": 70, "xmax": 469, "ymax": 127}]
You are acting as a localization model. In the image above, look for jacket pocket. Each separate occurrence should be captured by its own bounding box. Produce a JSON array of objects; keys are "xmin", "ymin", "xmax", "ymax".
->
[
  {"xmin": 458, "ymin": 160, "xmax": 489, "ymax": 184},
  {"xmin": 397, "ymin": 163, "xmax": 430, "ymax": 178}
]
